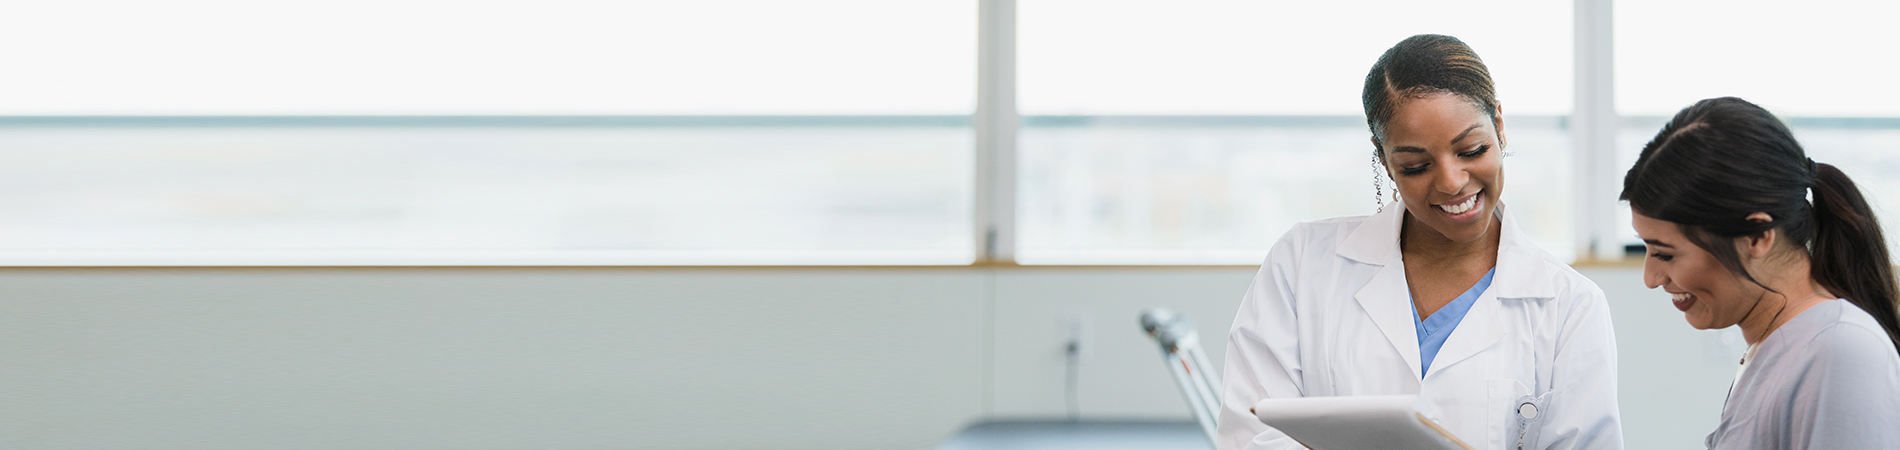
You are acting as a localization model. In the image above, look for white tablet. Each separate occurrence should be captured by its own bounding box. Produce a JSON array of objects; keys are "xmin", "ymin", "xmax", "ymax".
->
[{"xmin": 1252, "ymin": 395, "xmax": 1472, "ymax": 450}]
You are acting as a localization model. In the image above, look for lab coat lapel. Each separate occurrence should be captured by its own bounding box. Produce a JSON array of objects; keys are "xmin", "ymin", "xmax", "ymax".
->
[
  {"xmin": 1485, "ymin": 204, "xmax": 1560, "ymax": 302},
  {"xmin": 1356, "ymin": 261, "xmax": 1424, "ymax": 379},
  {"xmin": 1422, "ymin": 289, "xmax": 1503, "ymax": 381},
  {"xmin": 1421, "ymin": 204, "xmax": 1549, "ymax": 379},
  {"xmin": 1343, "ymin": 202, "xmax": 1423, "ymax": 379}
]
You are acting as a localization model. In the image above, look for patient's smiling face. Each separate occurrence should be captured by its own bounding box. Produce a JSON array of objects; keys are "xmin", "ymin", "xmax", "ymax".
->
[
  {"xmin": 1632, "ymin": 211, "xmax": 1760, "ymax": 330},
  {"xmin": 1378, "ymin": 93, "xmax": 1506, "ymax": 245}
]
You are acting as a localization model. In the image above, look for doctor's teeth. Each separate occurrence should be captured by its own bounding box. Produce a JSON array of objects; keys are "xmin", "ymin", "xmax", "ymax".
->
[
  {"xmin": 1672, "ymin": 293, "xmax": 1691, "ymax": 301},
  {"xmin": 1437, "ymin": 196, "xmax": 1478, "ymax": 214}
]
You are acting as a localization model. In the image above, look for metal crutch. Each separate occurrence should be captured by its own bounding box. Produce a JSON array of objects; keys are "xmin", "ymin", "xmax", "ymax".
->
[{"xmin": 1140, "ymin": 308, "xmax": 1223, "ymax": 446}]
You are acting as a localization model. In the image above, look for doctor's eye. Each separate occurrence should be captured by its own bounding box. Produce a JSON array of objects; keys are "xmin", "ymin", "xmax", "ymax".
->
[
  {"xmin": 1650, "ymin": 252, "xmax": 1674, "ymax": 262},
  {"xmin": 1457, "ymin": 145, "xmax": 1490, "ymax": 158},
  {"xmin": 1399, "ymin": 165, "xmax": 1427, "ymax": 176}
]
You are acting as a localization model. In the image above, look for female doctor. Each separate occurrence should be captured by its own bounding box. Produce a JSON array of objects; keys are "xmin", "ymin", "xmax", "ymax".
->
[{"xmin": 1216, "ymin": 35, "xmax": 1623, "ymax": 450}]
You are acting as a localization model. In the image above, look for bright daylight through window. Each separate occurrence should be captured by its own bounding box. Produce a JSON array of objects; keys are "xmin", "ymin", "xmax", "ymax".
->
[
  {"xmin": 1016, "ymin": 0, "xmax": 1574, "ymax": 264},
  {"xmin": 1, "ymin": 1, "xmax": 1895, "ymax": 265},
  {"xmin": 0, "ymin": 0, "xmax": 974, "ymax": 265},
  {"xmin": 1614, "ymin": 0, "xmax": 1900, "ymax": 260}
]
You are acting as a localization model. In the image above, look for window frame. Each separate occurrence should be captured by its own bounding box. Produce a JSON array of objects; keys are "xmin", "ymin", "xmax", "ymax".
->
[{"xmin": 0, "ymin": 0, "xmax": 1655, "ymax": 266}]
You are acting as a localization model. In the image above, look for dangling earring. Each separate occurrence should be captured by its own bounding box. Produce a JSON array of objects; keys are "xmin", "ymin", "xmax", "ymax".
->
[{"xmin": 1371, "ymin": 154, "xmax": 1387, "ymax": 213}]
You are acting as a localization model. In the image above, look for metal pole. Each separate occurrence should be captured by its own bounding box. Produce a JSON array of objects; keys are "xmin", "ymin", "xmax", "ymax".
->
[
  {"xmin": 1143, "ymin": 309, "xmax": 1223, "ymax": 445},
  {"xmin": 1185, "ymin": 344, "xmax": 1224, "ymax": 414},
  {"xmin": 1167, "ymin": 352, "xmax": 1219, "ymax": 442}
]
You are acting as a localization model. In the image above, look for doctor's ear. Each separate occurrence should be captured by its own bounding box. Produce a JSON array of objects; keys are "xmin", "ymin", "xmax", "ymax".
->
[{"xmin": 1492, "ymin": 102, "xmax": 1508, "ymax": 151}]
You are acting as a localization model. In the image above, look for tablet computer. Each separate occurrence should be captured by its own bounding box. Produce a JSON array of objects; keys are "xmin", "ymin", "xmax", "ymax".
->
[{"xmin": 1252, "ymin": 395, "xmax": 1472, "ymax": 450}]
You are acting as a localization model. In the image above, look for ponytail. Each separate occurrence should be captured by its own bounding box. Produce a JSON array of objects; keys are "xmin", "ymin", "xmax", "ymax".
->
[
  {"xmin": 1622, "ymin": 97, "xmax": 1900, "ymax": 355},
  {"xmin": 1809, "ymin": 163, "xmax": 1900, "ymax": 354}
]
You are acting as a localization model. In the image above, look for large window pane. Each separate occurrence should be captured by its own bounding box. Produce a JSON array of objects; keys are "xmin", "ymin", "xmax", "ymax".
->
[
  {"xmin": 1616, "ymin": 1, "xmax": 1900, "ymax": 118},
  {"xmin": 1018, "ymin": 0, "xmax": 1574, "ymax": 264},
  {"xmin": 0, "ymin": 1, "xmax": 972, "ymax": 115},
  {"xmin": 0, "ymin": 1, "xmax": 974, "ymax": 265},
  {"xmin": 0, "ymin": 121, "xmax": 971, "ymax": 265},
  {"xmin": 1616, "ymin": 1, "xmax": 1900, "ymax": 258}
]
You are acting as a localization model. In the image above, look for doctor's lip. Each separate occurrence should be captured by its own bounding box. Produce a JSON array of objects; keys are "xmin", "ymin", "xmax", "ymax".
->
[
  {"xmin": 1433, "ymin": 191, "xmax": 1479, "ymax": 207},
  {"xmin": 1433, "ymin": 191, "xmax": 1483, "ymax": 221}
]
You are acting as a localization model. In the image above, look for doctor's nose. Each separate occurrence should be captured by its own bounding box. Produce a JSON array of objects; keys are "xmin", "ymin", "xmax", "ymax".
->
[{"xmin": 1433, "ymin": 164, "xmax": 1468, "ymax": 195}]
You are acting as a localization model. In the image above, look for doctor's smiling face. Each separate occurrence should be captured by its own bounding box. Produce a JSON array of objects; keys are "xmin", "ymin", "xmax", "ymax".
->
[
  {"xmin": 1632, "ymin": 212, "xmax": 1761, "ymax": 329},
  {"xmin": 1378, "ymin": 92, "xmax": 1506, "ymax": 245}
]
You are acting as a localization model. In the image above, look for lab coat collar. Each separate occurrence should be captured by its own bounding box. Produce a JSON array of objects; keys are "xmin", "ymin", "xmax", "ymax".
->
[
  {"xmin": 1344, "ymin": 201, "xmax": 1558, "ymax": 381},
  {"xmin": 1335, "ymin": 201, "xmax": 1406, "ymax": 266},
  {"xmin": 1490, "ymin": 203, "xmax": 1559, "ymax": 300},
  {"xmin": 1336, "ymin": 201, "xmax": 1556, "ymax": 299}
]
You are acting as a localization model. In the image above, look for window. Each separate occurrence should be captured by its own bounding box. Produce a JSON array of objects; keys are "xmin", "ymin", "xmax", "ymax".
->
[
  {"xmin": 1615, "ymin": 0, "xmax": 1900, "ymax": 257},
  {"xmin": 0, "ymin": 0, "xmax": 975, "ymax": 265},
  {"xmin": 1015, "ymin": 0, "xmax": 1576, "ymax": 264},
  {"xmin": 6, "ymin": 1, "xmax": 1875, "ymax": 266}
]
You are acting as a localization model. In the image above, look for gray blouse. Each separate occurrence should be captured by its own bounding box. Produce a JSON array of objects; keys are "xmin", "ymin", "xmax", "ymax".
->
[{"xmin": 1705, "ymin": 299, "xmax": 1900, "ymax": 449}]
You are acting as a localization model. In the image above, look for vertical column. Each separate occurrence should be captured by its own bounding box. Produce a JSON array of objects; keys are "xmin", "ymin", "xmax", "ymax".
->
[
  {"xmin": 1573, "ymin": 0, "xmax": 1621, "ymax": 261},
  {"xmin": 975, "ymin": 0, "xmax": 1018, "ymax": 264}
]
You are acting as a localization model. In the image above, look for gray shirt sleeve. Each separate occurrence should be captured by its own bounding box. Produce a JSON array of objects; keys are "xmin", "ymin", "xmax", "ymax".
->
[
  {"xmin": 1790, "ymin": 322, "xmax": 1900, "ymax": 450},
  {"xmin": 1706, "ymin": 300, "xmax": 1900, "ymax": 450}
]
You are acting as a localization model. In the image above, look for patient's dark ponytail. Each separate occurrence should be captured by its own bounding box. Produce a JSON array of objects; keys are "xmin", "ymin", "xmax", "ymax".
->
[
  {"xmin": 1809, "ymin": 163, "xmax": 1900, "ymax": 353},
  {"xmin": 1621, "ymin": 97, "xmax": 1900, "ymax": 355}
]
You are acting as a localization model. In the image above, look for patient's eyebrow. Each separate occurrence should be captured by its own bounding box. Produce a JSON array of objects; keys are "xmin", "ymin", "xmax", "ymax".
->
[{"xmin": 1641, "ymin": 239, "xmax": 1674, "ymax": 249}]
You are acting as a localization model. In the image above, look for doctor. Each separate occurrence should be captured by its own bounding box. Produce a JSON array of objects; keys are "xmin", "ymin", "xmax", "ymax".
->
[{"xmin": 1216, "ymin": 35, "xmax": 1623, "ymax": 450}]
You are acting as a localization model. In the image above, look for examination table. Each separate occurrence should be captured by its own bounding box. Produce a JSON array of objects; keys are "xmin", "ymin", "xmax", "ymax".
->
[{"xmin": 934, "ymin": 419, "xmax": 1211, "ymax": 450}]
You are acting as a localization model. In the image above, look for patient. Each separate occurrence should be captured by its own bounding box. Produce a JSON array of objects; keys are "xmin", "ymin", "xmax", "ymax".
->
[{"xmin": 1622, "ymin": 97, "xmax": 1900, "ymax": 449}]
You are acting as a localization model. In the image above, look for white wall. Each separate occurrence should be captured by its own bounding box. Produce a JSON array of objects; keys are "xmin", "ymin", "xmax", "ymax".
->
[{"xmin": 0, "ymin": 265, "xmax": 1738, "ymax": 449}]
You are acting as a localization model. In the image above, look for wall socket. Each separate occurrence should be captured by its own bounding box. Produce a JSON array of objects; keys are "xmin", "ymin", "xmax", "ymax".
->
[{"xmin": 1063, "ymin": 313, "xmax": 1092, "ymax": 359}]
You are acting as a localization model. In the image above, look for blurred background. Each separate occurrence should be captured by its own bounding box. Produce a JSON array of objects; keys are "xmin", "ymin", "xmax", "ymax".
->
[{"xmin": 0, "ymin": 0, "xmax": 1895, "ymax": 449}]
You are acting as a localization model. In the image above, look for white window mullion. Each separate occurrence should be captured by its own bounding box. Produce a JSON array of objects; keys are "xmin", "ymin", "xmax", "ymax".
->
[
  {"xmin": 1573, "ymin": 0, "xmax": 1622, "ymax": 261},
  {"xmin": 976, "ymin": 0, "xmax": 1018, "ymax": 264}
]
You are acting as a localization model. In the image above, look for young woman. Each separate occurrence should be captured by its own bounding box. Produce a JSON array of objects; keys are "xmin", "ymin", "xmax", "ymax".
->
[
  {"xmin": 1217, "ymin": 34, "xmax": 1623, "ymax": 450},
  {"xmin": 1623, "ymin": 97, "xmax": 1900, "ymax": 449}
]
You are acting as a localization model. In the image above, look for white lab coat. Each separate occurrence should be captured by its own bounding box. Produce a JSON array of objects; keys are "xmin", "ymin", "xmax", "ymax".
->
[{"xmin": 1217, "ymin": 202, "xmax": 1622, "ymax": 450}]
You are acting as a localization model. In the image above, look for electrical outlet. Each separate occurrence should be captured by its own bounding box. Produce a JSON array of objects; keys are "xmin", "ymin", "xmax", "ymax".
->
[{"xmin": 1064, "ymin": 314, "xmax": 1093, "ymax": 359}]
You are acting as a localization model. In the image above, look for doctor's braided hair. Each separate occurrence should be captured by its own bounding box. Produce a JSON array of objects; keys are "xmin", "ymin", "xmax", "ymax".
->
[
  {"xmin": 1362, "ymin": 34, "xmax": 1501, "ymax": 164},
  {"xmin": 1620, "ymin": 97, "xmax": 1900, "ymax": 355}
]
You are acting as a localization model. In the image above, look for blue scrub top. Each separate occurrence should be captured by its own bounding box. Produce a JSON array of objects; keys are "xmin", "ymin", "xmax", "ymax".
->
[{"xmin": 1414, "ymin": 267, "xmax": 1496, "ymax": 376}]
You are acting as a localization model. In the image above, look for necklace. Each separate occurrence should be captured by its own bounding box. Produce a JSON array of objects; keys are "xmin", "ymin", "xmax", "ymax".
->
[
  {"xmin": 1727, "ymin": 289, "xmax": 1829, "ymax": 407},
  {"xmin": 1738, "ymin": 290, "xmax": 1829, "ymax": 365}
]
